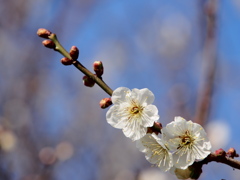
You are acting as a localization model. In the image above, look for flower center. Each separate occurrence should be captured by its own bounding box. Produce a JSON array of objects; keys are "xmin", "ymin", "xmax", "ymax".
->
[
  {"xmin": 131, "ymin": 106, "xmax": 140, "ymax": 114},
  {"xmin": 179, "ymin": 130, "xmax": 194, "ymax": 146},
  {"xmin": 182, "ymin": 136, "xmax": 191, "ymax": 145}
]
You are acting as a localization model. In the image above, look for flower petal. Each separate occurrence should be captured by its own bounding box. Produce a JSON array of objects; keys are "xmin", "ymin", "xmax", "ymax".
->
[
  {"xmin": 123, "ymin": 122, "xmax": 147, "ymax": 141},
  {"xmin": 173, "ymin": 148, "xmax": 195, "ymax": 169},
  {"xmin": 106, "ymin": 105, "xmax": 126, "ymax": 129},
  {"xmin": 140, "ymin": 105, "xmax": 159, "ymax": 127},
  {"xmin": 136, "ymin": 134, "xmax": 173, "ymax": 171},
  {"xmin": 131, "ymin": 88, "xmax": 155, "ymax": 105},
  {"xmin": 111, "ymin": 87, "xmax": 130, "ymax": 104}
]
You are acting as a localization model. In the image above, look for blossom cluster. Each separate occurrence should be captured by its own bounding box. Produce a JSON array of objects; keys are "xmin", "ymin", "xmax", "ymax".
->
[{"xmin": 106, "ymin": 87, "xmax": 212, "ymax": 179}]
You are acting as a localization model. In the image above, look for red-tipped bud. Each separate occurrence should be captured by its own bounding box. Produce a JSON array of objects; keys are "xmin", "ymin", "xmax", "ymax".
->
[
  {"xmin": 42, "ymin": 40, "xmax": 56, "ymax": 49},
  {"xmin": 83, "ymin": 75, "xmax": 95, "ymax": 87},
  {"xmin": 60, "ymin": 57, "xmax": 73, "ymax": 66},
  {"xmin": 99, "ymin": 98, "xmax": 112, "ymax": 109},
  {"xmin": 93, "ymin": 61, "xmax": 104, "ymax": 77},
  {"xmin": 226, "ymin": 147, "xmax": 239, "ymax": 158},
  {"xmin": 37, "ymin": 28, "xmax": 52, "ymax": 39},
  {"xmin": 69, "ymin": 46, "xmax": 79, "ymax": 60},
  {"xmin": 215, "ymin": 148, "xmax": 226, "ymax": 157}
]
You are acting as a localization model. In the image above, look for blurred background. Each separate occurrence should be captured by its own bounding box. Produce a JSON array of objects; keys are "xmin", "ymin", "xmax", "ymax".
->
[{"xmin": 1, "ymin": 0, "xmax": 240, "ymax": 179}]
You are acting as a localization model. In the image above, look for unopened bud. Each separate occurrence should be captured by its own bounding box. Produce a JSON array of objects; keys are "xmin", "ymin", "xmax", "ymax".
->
[
  {"xmin": 83, "ymin": 75, "xmax": 95, "ymax": 87},
  {"xmin": 173, "ymin": 167, "xmax": 192, "ymax": 179},
  {"xmin": 227, "ymin": 147, "xmax": 239, "ymax": 158},
  {"xmin": 99, "ymin": 98, "xmax": 112, "ymax": 109},
  {"xmin": 93, "ymin": 61, "xmax": 104, "ymax": 77},
  {"xmin": 215, "ymin": 148, "xmax": 226, "ymax": 157},
  {"xmin": 37, "ymin": 28, "xmax": 52, "ymax": 39},
  {"xmin": 61, "ymin": 57, "xmax": 73, "ymax": 66},
  {"xmin": 42, "ymin": 40, "xmax": 56, "ymax": 49},
  {"xmin": 69, "ymin": 46, "xmax": 79, "ymax": 60}
]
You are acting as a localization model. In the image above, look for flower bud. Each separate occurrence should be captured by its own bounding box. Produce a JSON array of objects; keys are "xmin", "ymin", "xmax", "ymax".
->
[
  {"xmin": 69, "ymin": 46, "xmax": 79, "ymax": 60},
  {"xmin": 42, "ymin": 40, "xmax": 56, "ymax": 49},
  {"xmin": 215, "ymin": 148, "xmax": 226, "ymax": 157},
  {"xmin": 226, "ymin": 147, "xmax": 239, "ymax": 158},
  {"xmin": 93, "ymin": 61, "xmax": 104, "ymax": 77},
  {"xmin": 37, "ymin": 28, "xmax": 52, "ymax": 39},
  {"xmin": 83, "ymin": 75, "xmax": 95, "ymax": 87},
  {"xmin": 173, "ymin": 167, "xmax": 192, "ymax": 179},
  {"xmin": 99, "ymin": 98, "xmax": 112, "ymax": 109},
  {"xmin": 173, "ymin": 165, "xmax": 202, "ymax": 180},
  {"xmin": 60, "ymin": 57, "xmax": 73, "ymax": 66}
]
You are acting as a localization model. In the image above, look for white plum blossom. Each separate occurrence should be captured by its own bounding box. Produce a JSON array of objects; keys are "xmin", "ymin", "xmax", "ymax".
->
[
  {"xmin": 162, "ymin": 116, "xmax": 212, "ymax": 169},
  {"xmin": 136, "ymin": 134, "xmax": 173, "ymax": 171},
  {"xmin": 106, "ymin": 87, "xmax": 159, "ymax": 141}
]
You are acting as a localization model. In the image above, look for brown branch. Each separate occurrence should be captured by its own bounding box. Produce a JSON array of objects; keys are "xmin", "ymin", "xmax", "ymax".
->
[
  {"xmin": 195, "ymin": 153, "xmax": 240, "ymax": 170},
  {"xmin": 73, "ymin": 61, "xmax": 113, "ymax": 96},
  {"xmin": 194, "ymin": 0, "xmax": 217, "ymax": 126},
  {"xmin": 37, "ymin": 30, "xmax": 113, "ymax": 96}
]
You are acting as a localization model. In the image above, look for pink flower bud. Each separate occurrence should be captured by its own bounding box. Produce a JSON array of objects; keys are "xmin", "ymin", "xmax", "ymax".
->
[
  {"xmin": 93, "ymin": 61, "xmax": 104, "ymax": 77},
  {"xmin": 99, "ymin": 98, "xmax": 112, "ymax": 109},
  {"xmin": 42, "ymin": 40, "xmax": 56, "ymax": 49},
  {"xmin": 69, "ymin": 46, "xmax": 79, "ymax": 60},
  {"xmin": 37, "ymin": 28, "xmax": 52, "ymax": 39},
  {"xmin": 226, "ymin": 147, "xmax": 239, "ymax": 158},
  {"xmin": 215, "ymin": 148, "xmax": 226, "ymax": 157},
  {"xmin": 60, "ymin": 57, "xmax": 73, "ymax": 66},
  {"xmin": 83, "ymin": 75, "xmax": 95, "ymax": 87}
]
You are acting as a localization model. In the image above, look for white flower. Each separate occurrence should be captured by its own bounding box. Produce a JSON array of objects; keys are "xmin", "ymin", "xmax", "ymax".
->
[
  {"xmin": 136, "ymin": 134, "xmax": 173, "ymax": 171},
  {"xmin": 162, "ymin": 116, "xmax": 211, "ymax": 169},
  {"xmin": 106, "ymin": 87, "xmax": 159, "ymax": 141}
]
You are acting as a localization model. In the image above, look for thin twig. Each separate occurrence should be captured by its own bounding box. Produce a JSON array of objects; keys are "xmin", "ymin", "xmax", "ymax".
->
[
  {"xmin": 48, "ymin": 33, "xmax": 113, "ymax": 96},
  {"xmin": 194, "ymin": 0, "xmax": 217, "ymax": 126}
]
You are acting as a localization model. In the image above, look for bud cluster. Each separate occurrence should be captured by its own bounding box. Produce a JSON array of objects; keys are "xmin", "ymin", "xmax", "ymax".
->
[
  {"xmin": 37, "ymin": 29, "xmax": 111, "ymax": 109},
  {"xmin": 214, "ymin": 147, "xmax": 239, "ymax": 159},
  {"xmin": 60, "ymin": 46, "xmax": 79, "ymax": 66},
  {"xmin": 37, "ymin": 28, "xmax": 55, "ymax": 50},
  {"xmin": 37, "ymin": 28, "xmax": 81, "ymax": 66},
  {"xmin": 82, "ymin": 61, "xmax": 105, "ymax": 89}
]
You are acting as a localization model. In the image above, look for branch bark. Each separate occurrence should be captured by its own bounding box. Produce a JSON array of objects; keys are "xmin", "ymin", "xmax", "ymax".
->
[
  {"xmin": 194, "ymin": 0, "xmax": 217, "ymax": 126},
  {"xmin": 195, "ymin": 153, "xmax": 240, "ymax": 170}
]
